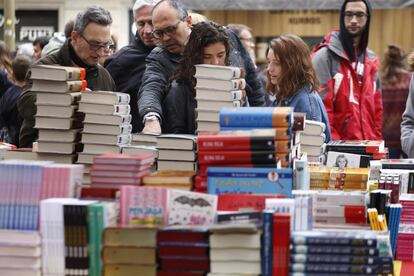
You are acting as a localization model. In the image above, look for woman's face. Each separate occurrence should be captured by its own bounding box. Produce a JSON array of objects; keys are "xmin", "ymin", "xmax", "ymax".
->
[
  {"xmin": 202, "ymin": 42, "xmax": 226, "ymax": 65},
  {"xmin": 267, "ymin": 48, "xmax": 282, "ymax": 85},
  {"xmin": 337, "ymin": 157, "xmax": 347, "ymax": 168}
]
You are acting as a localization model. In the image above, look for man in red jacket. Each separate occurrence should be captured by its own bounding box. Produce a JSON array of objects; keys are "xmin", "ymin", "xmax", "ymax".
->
[{"xmin": 312, "ymin": 0, "xmax": 382, "ymax": 140}]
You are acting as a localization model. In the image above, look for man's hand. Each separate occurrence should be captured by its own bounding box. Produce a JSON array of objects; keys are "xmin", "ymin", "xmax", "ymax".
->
[{"xmin": 142, "ymin": 118, "xmax": 161, "ymax": 135}]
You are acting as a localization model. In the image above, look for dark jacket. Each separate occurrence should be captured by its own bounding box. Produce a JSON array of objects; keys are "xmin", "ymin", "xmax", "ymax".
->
[
  {"xmin": 105, "ymin": 34, "xmax": 153, "ymax": 132},
  {"xmin": 17, "ymin": 39, "xmax": 116, "ymax": 148},
  {"xmin": 163, "ymin": 80, "xmax": 196, "ymax": 134},
  {"xmin": 138, "ymin": 28, "xmax": 265, "ymax": 123},
  {"xmin": 0, "ymin": 85, "xmax": 23, "ymax": 146},
  {"xmin": 0, "ymin": 69, "xmax": 13, "ymax": 99},
  {"xmin": 274, "ymin": 85, "xmax": 332, "ymax": 141}
]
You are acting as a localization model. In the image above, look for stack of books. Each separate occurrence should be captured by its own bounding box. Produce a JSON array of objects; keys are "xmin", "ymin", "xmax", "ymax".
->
[
  {"xmin": 32, "ymin": 65, "xmax": 86, "ymax": 163},
  {"xmin": 156, "ymin": 134, "xmax": 197, "ymax": 171},
  {"xmin": 89, "ymin": 153, "xmax": 155, "ymax": 190},
  {"xmin": 40, "ymin": 198, "xmax": 97, "ymax": 276},
  {"xmin": 309, "ymin": 166, "xmax": 370, "ymax": 191},
  {"xmin": 313, "ymin": 190, "xmax": 368, "ymax": 227},
  {"xmin": 218, "ymin": 106, "xmax": 295, "ymax": 166},
  {"xmin": 289, "ymin": 230, "xmax": 394, "ymax": 275},
  {"xmin": 300, "ymin": 120, "xmax": 326, "ymax": 163},
  {"xmin": 0, "ymin": 229, "xmax": 41, "ymax": 276},
  {"xmin": 157, "ymin": 226, "xmax": 210, "ymax": 275},
  {"xmin": 77, "ymin": 91, "xmax": 132, "ymax": 184},
  {"xmin": 123, "ymin": 133, "xmax": 159, "ymax": 159},
  {"xmin": 194, "ymin": 64, "xmax": 245, "ymax": 132},
  {"xmin": 209, "ymin": 223, "xmax": 261, "ymax": 275},
  {"xmin": 396, "ymin": 194, "xmax": 414, "ymax": 261},
  {"xmin": 103, "ymin": 226, "xmax": 157, "ymax": 276}
]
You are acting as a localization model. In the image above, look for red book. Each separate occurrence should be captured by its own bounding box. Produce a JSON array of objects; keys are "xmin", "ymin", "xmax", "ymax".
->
[
  {"xmin": 272, "ymin": 214, "xmax": 290, "ymax": 276},
  {"xmin": 157, "ymin": 228, "xmax": 209, "ymax": 244},
  {"xmin": 80, "ymin": 186, "xmax": 118, "ymax": 199},
  {"xmin": 93, "ymin": 153, "xmax": 155, "ymax": 165},
  {"xmin": 198, "ymin": 150, "xmax": 279, "ymax": 165},
  {"xmin": 195, "ymin": 176, "xmax": 207, "ymax": 189},
  {"xmin": 157, "ymin": 271, "xmax": 206, "ymax": 276},
  {"xmin": 217, "ymin": 194, "xmax": 285, "ymax": 211},
  {"xmin": 158, "ymin": 245, "xmax": 209, "ymax": 258},
  {"xmin": 159, "ymin": 257, "xmax": 209, "ymax": 271},
  {"xmin": 198, "ymin": 134, "xmax": 290, "ymax": 152}
]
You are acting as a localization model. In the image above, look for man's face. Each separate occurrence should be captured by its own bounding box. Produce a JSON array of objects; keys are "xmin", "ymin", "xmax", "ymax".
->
[
  {"xmin": 135, "ymin": 5, "xmax": 156, "ymax": 47},
  {"xmin": 152, "ymin": 2, "xmax": 192, "ymax": 54},
  {"xmin": 33, "ymin": 43, "xmax": 42, "ymax": 60},
  {"xmin": 344, "ymin": 1, "xmax": 368, "ymax": 37},
  {"xmin": 71, "ymin": 22, "xmax": 112, "ymax": 66}
]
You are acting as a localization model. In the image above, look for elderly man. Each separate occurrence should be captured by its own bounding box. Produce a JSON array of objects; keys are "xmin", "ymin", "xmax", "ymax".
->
[
  {"xmin": 138, "ymin": 0, "xmax": 265, "ymax": 135},
  {"xmin": 105, "ymin": 0, "xmax": 159, "ymax": 133},
  {"xmin": 17, "ymin": 5, "xmax": 116, "ymax": 147}
]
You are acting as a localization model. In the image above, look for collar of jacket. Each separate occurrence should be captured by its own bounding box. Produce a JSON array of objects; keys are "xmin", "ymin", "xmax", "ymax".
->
[
  {"xmin": 134, "ymin": 32, "xmax": 155, "ymax": 53},
  {"xmin": 67, "ymin": 38, "xmax": 99, "ymax": 79},
  {"xmin": 279, "ymin": 84, "xmax": 312, "ymax": 106}
]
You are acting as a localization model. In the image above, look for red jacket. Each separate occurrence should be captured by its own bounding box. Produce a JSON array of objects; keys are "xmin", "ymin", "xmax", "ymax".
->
[{"xmin": 312, "ymin": 31, "xmax": 383, "ymax": 140}]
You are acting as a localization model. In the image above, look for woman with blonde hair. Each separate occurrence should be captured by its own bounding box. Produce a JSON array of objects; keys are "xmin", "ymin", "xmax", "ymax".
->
[
  {"xmin": 266, "ymin": 34, "xmax": 331, "ymax": 141},
  {"xmin": 0, "ymin": 41, "xmax": 13, "ymax": 97}
]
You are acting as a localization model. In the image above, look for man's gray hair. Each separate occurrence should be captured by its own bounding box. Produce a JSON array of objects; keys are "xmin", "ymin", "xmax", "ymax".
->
[
  {"xmin": 133, "ymin": 0, "xmax": 160, "ymax": 13},
  {"xmin": 153, "ymin": 0, "xmax": 188, "ymax": 20},
  {"xmin": 73, "ymin": 6, "xmax": 113, "ymax": 34}
]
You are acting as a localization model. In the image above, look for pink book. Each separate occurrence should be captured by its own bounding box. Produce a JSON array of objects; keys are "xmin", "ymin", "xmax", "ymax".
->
[
  {"xmin": 40, "ymin": 164, "xmax": 84, "ymax": 199},
  {"xmin": 119, "ymin": 186, "xmax": 168, "ymax": 226}
]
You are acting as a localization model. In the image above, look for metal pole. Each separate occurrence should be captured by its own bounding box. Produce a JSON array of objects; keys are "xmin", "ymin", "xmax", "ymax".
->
[{"xmin": 4, "ymin": 0, "xmax": 16, "ymax": 51}]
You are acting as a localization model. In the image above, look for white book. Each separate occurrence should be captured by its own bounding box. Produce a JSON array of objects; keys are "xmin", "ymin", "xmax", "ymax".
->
[
  {"xmin": 209, "ymin": 233, "xmax": 261, "ymax": 249},
  {"xmin": 157, "ymin": 160, "xmax": 197, "ymax": 171},
  {"xmin": 82, "ymin": 143, "xmax": 124, "ymax": 154},
  {"xmin": 156, "ymin": 134, "xmax": 197, "ymax": 150},
  {"xmin": 196, "ymin": 89, "xmax": 244, "ymax": 101},
  {"xmin": 197, "ymin": 99, "xmax": 241, "ymax": 112},
  {"xmin": 78, "ymin": 102, "xmax": 130, "ymax": 115},
  {"xmin": 210, "ymin": 261, "xmax": 261, "ymax": 274},
  {"xmin": 326, "ymin": 151, "xmax": 370, "ymax": 168},
  {"xmin": 81, "ymin": 133, "xmax": 132, "ymax": 145},
  {"xmin": 196, "ymin": 78, "xmax": 246, "ymax": 91},
  {"xmin": 210, "ymin": 248, "xmax": 260, "ymax": 261},
  {"xmin": 84, "ymin": 113, "xmax": 132, "ymax": 125},
  {"xmin": 36, "ymin": 104, "xmax": 77, "ymax": 118},
  {"xmin": 303, "ymin": 120, "xmax": 326, "ymax": 135},
  {"xmin": 196, "ymin": 109, "xmax": 220, "ymax": 122},
  {"xmin": 158, "ymin": 149, "xmax": 197, "ymax": 162},
  {"xmin": 194, "ymin": 64, "xmax": 243, "ymax": 80},
  {"xmin": 83, "ymin": 123, "xmax": 132, "ymax": 135},
  {"xmin": 197, "ymin": 120, "xmax": 220, "ymax": 132},
  {"xmin": 80, "ymin": 91, "xmax": 130, "ymax": 104}
]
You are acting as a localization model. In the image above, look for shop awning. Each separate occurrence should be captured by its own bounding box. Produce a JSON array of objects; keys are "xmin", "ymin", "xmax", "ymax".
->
[{"xmin": 181, "ymin": 0, "xmax": 414, "ymax": 10}]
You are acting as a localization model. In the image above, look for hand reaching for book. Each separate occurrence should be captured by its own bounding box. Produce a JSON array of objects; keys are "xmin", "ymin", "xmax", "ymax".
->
[{"xmin": 142, "ymin": 119, "xmax": 161, "ymax": 135}]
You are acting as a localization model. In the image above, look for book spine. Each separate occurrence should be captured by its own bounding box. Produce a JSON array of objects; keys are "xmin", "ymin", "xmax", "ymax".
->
[
  {"xmin": 220, "ymin": 109, "xmax": 291, "ymax": 128},
  {"xmin": 67, "ymin": 80, "xmax": 87, "ymax": 92},
  {"xmin": 216, "ymin": 211, "xmax": 262, "ymax": 223},
  {"xmin": 289, "ymin": 263, "xmax": 387, "ymax": 274},
  {"xmin": 198, "ymin": 135, "xmax": 290, "ymax": 152},
  {"xmin": 294, "ymin": 159, "xmax": 309, "ymax": 190},
  {"xmin": 117, "ymin": 93, "xmax": 130, "ymax": 104},
  {"xmin": 291, "ymin": 236, "xmax": 377, "ymax": 247},
  {"xmin": 113, "ymin": 104, "xmax": 131, "ymax": 115},
  {"xmin": 291, "ymin": 244, "xmax": 379, "ymax": 255},
  {"xmin": 262, "ymin": 211, "xmax": 273, "ymax": 276},
  {"xmin": 198, "ymin": 150, "xmax": 278, "ymax": 165},
  {"xmin": 67, "ymin": 67, "xmax": 86, "ymax": 80},
  {"xmin": 290, "ymin": 253, "xmax": 393, "ymax": 265},
  {"xmin": 272, "ymin": 214, "xmax": 290, "ymax": 276}
]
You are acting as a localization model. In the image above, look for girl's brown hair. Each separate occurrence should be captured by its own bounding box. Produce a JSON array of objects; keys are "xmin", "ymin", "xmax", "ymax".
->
[
  {"xmin": 266, "ymin": 34, "xmax": 319, "ymax": 102},
  {"xmin": 382, "ymin": 44, "xmax": 408, "ymax": 87},
  {"xmin": 0, "ymin": 41, "xmax": 13, "ymax": 77}
]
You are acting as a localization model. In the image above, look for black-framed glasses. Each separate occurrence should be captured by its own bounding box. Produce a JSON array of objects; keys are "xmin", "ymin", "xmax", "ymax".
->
[
  {"xmin": 152, "ymin": 21, "xmax": 182, "ymax": 39},
  {"xmin": 80, "ymin": 33, "xmax": 116, "ymax": 52},
  {"xmin": 344, "ymin": 11, "xmax": 368, "ymax": 20}
]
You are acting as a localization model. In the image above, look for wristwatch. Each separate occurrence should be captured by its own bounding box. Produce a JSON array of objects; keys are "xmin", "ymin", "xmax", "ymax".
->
[{"xmin": 144, "ymin": 115, "xmax": 159, "ymax": 122}]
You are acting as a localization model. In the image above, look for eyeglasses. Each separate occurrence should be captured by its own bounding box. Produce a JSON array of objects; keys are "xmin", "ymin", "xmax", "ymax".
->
[
  {"xmin": 344, "ymin": 12, "xmax": 368, "ymax": 20},
  {"xmin": 80, "ymin": 34, "xmax": 116, "ymax": 52},
  {"xmin": 152, "ymin": 21, "xmax": 182, "ymax": 39},
  {"xmin": 240, "ymin": 37, "xmax": 254, "ymax": 43}
]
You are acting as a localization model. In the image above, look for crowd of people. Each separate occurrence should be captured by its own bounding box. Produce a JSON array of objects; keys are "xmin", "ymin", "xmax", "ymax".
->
[{"xmin": 0, "ymin": 0, "xmax": 414, "ymax": 158}]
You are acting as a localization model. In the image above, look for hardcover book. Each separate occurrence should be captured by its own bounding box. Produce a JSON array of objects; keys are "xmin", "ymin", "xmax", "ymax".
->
[
  {"xmin": 32, "ymin": 79, "xmax": 86, "ymax": 93},
  {"xmin": 194, "ymin": 64, "xmax": 244, "ymax": 80},
  {"xmin": 31, "ymin": 65, "xmax": 85, "ymax": 81},
  {"xmin": 326, "ymin": 151, "xmax": 370, "ymax": 168},
  {"xmin": 80, "ymin": 90, "xmax": 130, "ymax": 105},
  {"xmin": 220, "ymin": 107, "xmax": 293, "ymax": 128}
]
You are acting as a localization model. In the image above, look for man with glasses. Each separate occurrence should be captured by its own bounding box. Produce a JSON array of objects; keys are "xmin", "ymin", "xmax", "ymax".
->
[
  {"xmin": 138, "ymin": 0, "xmax": 265, "ymax": 135},
  {"xmin": 312, "ymin": 0, "xmax": 382, "ymax": 140},
  {"xmin": 105, "ymin": 0, "xmax": 160, "ymax": 133},
  {"xmin": 17, "ymin": 6, "xmax": 116, "ymax": 148}
]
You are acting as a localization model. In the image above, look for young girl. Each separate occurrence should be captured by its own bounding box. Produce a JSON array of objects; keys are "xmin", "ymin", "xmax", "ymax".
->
[
  {"xmin": 163, "ymin": 21, "xmax": 230, "ymax": 134},
  {"xmin": 266, "ymin": 34, "xmax": 331, "ymax": 141}
]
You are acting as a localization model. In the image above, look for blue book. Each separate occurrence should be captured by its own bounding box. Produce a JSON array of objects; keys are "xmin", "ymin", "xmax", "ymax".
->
[
  {"xmin": 220, "ymin": 107, "xmax": 293, "ymax": 128},
  {"xmin": 261, "ymin": 211, "xmax": 273, "ymax": 276},
  {"xmin": 207, "ymin": 167, "xmax": 293, "ymax": 197}
]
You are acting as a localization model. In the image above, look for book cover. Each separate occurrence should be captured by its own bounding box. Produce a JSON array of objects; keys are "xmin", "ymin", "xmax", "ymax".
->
[
  {"xmin": 156, "ymin": 134, "xmax": 197, "ymax": 150},
  {"xmin": 167, "ymin": 190, "xmax": 217, "ymax": 225},
  {"xmin": 326, "ymin": 151, "xmax": 370, "ymax": 168},
  {"xmin": 217, "ymin": 194, "xmax": 284, "ymax": 211},
  {"xmin": 36, "ymin": 92, "xmax": 81, "ymax": 106},
  {"xmin": 119, "ymin": 186, "xmax": 168, "ymax": 225},
  {"xmin": 207, "ymin": 167, "xmax": 293, "ymax": 197},
  {"xmin": 84, "ymin": 113, "xmax": 132, "ymax": 126},
  {"xmin": 196, "ymin": 89, "xmax": 244, "ymax": 102},
  {"xmin": 93, "ymin": 153, "xmax": 154, "ymax": 166},
  {"xmin": 78, "ymin": 102, "xmax": 130, "ymax": 115},
  {"xmin": 199, "ymin": 150, "xmax": 280, "ymax": 165},
  {"xmin": 326, "ymin": 140, "xmax": 385, "ymax": 154},
  {"xmin": 220, "ymin": 107, "xmax": 293, "ymax": 128}
]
